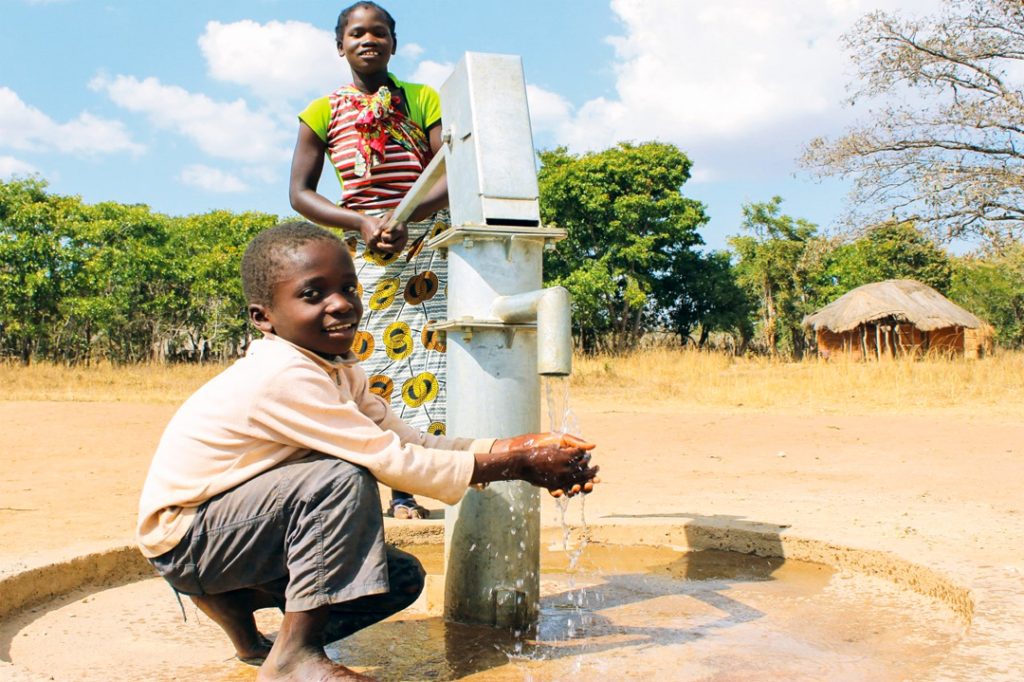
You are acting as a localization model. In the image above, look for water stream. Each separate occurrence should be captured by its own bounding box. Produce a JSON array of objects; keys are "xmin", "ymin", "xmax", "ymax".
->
[{"xmin": 543, "ymin": 375, "xmax": 593, "ymax": 658}]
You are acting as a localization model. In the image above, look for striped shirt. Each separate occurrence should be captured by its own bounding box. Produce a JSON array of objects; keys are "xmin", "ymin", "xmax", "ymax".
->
[{"xmin": 299, "ymin": 75, "xmax": 442, "ymax": 210}]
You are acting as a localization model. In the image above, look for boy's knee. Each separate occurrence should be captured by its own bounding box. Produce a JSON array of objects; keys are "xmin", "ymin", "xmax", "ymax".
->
[
  {"xmin": 331, "ymin": 460, "xmax": 379, "ymax": 508},
  {"xmin": 294, "ymin": 455, "xmax": 379, "ymax": 510}
]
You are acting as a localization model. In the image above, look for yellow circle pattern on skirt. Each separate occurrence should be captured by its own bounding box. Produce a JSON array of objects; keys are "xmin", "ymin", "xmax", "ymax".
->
[{"xmin": 353, "ymin": 210, "xmax": 449, "ymax": 431}]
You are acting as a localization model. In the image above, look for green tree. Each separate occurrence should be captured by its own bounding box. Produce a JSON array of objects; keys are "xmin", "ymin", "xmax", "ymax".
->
[
  {"xmin": 537, "ymin": 142, "xmax": 708, "ymax": 352},
  {"xmin": 61, "ymin": 201, "xmax": 176, "ymax": 363},
  {"xmin": 824, "ymin": 221, "xmax": 953, "ymax": 293},
  {"xmin": 658, "ymin": 249, "xmax": 753, "ymax": 349},
  {"xmin": 167, "ymin": 210, "xmax": 278, "ymax": 360},
  {"xmin": 728, "ymin": 197, "xmax": 821, "ymax": 357},
  {"xmin": 950, "ymin": 243, "xmax": 1024, "ymax": 348},
  {"xmin": 0, "ymin": 178, "xmax": 279, "ymax": 364},
  {"xmin": 0, "ymin": 178, "xmax": 86, "ymax": 364}
]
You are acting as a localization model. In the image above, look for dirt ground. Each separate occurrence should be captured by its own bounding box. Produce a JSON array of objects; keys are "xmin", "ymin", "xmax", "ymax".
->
[
  {"xmin": 2, "ymin": 399, "xmax": 1022, "ymax": 566},
  {"xmin": 2, "ymin": 399, "xmax": 1024, "ymax": 678}
]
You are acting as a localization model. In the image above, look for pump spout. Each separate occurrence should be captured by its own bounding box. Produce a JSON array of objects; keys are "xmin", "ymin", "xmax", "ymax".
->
[{"xmin": 491, "ymin": 286, "xmax": 572, "ymax": 376}]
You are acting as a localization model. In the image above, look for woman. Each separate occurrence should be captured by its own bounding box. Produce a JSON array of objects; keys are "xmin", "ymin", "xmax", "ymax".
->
[{"xmin": 290, "ymin": 1, "xmax": 449, "ymax": 519}]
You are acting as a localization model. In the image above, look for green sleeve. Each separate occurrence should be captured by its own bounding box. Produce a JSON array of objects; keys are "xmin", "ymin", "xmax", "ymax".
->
[
  {"xmin": 416, "ymin": 83, "xmax": 442, "ymax": 130},
  {"xmin": 298, "ymin": 96, "xmax": 331, "ymax": 141},
  {"xmin": 390, "ymin": 75, "xmax": 441, "ymax": 131}
]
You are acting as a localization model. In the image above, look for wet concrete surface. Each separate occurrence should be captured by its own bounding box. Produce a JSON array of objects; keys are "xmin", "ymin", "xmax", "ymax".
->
[{"xmin": 2, "ymin": 544, "xmax": 962, "ymax": 681}]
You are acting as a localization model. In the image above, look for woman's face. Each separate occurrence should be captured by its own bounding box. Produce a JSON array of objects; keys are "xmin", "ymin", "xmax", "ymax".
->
[{"xmin": 338, "ymin": 5, "xmax": 395, "ymax": 77}]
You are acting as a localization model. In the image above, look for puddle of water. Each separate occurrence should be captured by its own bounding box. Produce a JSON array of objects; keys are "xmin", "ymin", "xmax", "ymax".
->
[
  {"xmin": 2, "ymin": 545, "xmax": 962, "ymax": 681},
  {"xmin": 333, "ymin": 547, "xmax": 958, "ymax": 681}
]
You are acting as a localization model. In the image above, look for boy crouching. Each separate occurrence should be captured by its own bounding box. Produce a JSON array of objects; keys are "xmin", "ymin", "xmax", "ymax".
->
[{"xmin": 137, "ymin": 221, "xmax": 598, "ymax": 681}]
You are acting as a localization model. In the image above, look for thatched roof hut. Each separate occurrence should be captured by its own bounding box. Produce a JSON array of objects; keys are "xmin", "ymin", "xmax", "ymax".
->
[{"xmin": 802, "ymin": 279, "xmax": 993, "ymax": 359}]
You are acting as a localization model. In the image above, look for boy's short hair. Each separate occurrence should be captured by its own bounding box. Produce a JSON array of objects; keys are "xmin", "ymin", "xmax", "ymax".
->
[{"xmin": 241, "ymin": 221, "xmax": 342, "ymax": 307}]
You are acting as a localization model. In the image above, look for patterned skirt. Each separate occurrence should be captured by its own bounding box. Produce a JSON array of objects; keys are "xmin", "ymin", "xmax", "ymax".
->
[{"xmin": 348, "ymin": 210, "xmax": 450, "ymax": 436}]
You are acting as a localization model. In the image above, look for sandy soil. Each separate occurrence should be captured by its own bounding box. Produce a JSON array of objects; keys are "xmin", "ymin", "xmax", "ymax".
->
[
  {"xmin": 2, "ymin": 399, "xmax": 1024, "ymax": 678},
  {"xmin": 2, "ymin": 400, "xmax": 1022, "ymax": 566}
]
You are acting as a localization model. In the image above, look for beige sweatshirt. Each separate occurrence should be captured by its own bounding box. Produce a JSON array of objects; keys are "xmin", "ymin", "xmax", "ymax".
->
[{"xmin": 137, "ymin": 335, "xmax": 493, "ymax": 558}]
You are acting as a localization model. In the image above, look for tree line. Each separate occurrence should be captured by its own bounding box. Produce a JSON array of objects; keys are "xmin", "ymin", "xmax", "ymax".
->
[
  {"xmin": 543, "ymin": 0, "xmax": 1024, "ymax": 357},
  {"xmin": 3, "ymin": 155, "xmax": 1022, "ymax": 365},
  {"xmin": 0, "ymin": 177, "xmax": 277, "ymax": 364},
  {"xmin": 539, "ymin": 143, "xmax": 1023, "ymax": 357}
]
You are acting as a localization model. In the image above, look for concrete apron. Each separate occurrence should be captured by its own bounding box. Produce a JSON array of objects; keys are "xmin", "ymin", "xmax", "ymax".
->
[{"xmin": 2, "ymin": 517, "xmax": 1022, "ymax": 681}]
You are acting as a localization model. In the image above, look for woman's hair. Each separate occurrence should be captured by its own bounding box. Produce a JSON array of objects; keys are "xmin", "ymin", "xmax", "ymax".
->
[
  {"xmin": 335, "ymin": 2, "xmax": 397, "ymax": 41},
  {"xmin": 241, "ymin": 221, "xmax": 342, "ymax": 307}
]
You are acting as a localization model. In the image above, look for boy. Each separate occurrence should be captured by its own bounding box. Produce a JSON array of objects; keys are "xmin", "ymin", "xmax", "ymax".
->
[{"xmin": 137, "ymin": 221, "xmax": 598, "ymax": 682}]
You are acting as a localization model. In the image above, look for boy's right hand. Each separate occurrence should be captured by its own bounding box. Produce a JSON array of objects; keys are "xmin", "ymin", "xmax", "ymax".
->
[{"xmin": 489, "ymin": 432, "xmax": 599, "ymax": 497}]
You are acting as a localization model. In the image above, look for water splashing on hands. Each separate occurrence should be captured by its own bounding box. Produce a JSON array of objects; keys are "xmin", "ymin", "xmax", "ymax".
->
[{"xmin": 484, "ymin": 432, "xmax": 600, "ymax": 497}]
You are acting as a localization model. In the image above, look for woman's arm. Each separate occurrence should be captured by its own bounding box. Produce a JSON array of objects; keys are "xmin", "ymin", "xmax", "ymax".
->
[
  {"xmin": 288, "ymin": 123, "xmax": 396, "ymax": 250},
  {"xmin": 377, "ymin": 123, "xmax": 449, "ymax": 246}
]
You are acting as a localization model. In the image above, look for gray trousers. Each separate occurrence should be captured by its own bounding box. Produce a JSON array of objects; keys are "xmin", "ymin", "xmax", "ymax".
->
[{"xmin": 150, "ymin": 454, "xmax": 425, "ymax": 640}]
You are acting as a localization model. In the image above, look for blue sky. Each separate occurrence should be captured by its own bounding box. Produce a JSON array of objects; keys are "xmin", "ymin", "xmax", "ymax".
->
[{"xmin": 1, "ymin": 0, "xmax": 942, "ymax": 251}]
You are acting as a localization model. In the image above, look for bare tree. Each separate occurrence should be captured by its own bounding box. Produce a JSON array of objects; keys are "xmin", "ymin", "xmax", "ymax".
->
[{"xmin": 802, "ymin": 0, "xmax": 1024, "ymax": 244}]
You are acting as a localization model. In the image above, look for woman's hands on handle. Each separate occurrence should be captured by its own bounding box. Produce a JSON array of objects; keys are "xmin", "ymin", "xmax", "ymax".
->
[{"xmin": 364, "ymin": 211, "xmax": 408, "ymax": 254}]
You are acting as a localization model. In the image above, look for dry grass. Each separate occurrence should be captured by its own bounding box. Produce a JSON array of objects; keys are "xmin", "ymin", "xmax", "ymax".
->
[
  {"xmin": 569, "ymin": 348, "xmax": 1024, "ymax": 416},
  {"xmin": 3, "ymin": 350, "xmax": 1023, "ymax": 416},
  {"xmin": 0, "ymin": 362, "xmax": 222, "ymax": 403}
]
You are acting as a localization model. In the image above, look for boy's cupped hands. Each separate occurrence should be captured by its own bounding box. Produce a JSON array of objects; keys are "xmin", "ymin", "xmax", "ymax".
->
[{"xmin": 476, "ymin": 432, "xmax": 600, "ymax": 498}]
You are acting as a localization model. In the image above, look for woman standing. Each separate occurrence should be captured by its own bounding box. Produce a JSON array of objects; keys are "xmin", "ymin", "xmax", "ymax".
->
[{"xmin": 290, "ymin": 1, "xmax": 449, "ymax": 519}]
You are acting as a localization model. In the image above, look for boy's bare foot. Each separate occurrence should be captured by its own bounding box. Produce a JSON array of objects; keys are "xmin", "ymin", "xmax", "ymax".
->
[
  {"xmin": 257, "ymin": 607, "xmax": 375, "ymax": 681},
  {"xmin": 256, "ymin": 647, "xmax": 374, "ymax": 681}
]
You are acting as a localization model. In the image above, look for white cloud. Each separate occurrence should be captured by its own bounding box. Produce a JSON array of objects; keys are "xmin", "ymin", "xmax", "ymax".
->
[
  {"xmin": 572, "ymin": 0, "xmax": 858, "ymax": 145},
  {"xmin": 0, "ymin": 86, "xmax": 142, "ymax": 156},
  {"xmin": 197, "ymin": 20, "xmax": 460, "ymax": 106},
  {"xmin": 0, "ymin": 155, "xmax": 39, "ymax": 178},
  {"xmin": 179, "ymin": 164, "xmax": 249, "ymax": 193},
  {"xmin": 398, "ymin": 42, "xmax": 425, "ymax": 60},
  {"xmin": 198, "ymin": 20, "xmax": 342, "ymax": 101},
  {"xmin": 526, "ymin": 84, "xmax": 574, "ymax": 134},
  {"xmin": 531, "ymin": 0, "xmax": 943, "ymax": 180},
  {"xmin": 408, "ymin": 60, "xmax": 454, "ymax": 91},
  {"xmin": 241, "ymin": 165, "xmax": 279, "ymax": 185},
  {"xmin": 89, "ymin": 74, "xmax": 290, "ymax": 164}
]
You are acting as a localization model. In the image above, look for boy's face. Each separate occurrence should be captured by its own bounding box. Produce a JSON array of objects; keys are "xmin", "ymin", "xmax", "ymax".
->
[{"xmin": 249, "ymin": 239, "xmax": 363, "ymax": 358}]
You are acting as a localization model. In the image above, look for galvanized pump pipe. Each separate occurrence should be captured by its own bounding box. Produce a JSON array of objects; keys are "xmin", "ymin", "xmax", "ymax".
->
[
  {"xmin": 390, "ymin": 52, "xmax": 569, "ymax": 631},
  {"xmin": 491, "ymin": 288, "xmax": 573, "ymax": 377}
]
